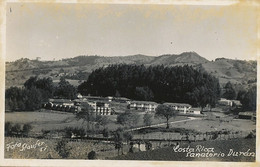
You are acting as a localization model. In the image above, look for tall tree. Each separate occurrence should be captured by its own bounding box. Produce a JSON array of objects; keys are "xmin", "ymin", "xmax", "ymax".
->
[
  {"xmin": 75, "ymin": 103, "xmax": 95, "ymax": 136},
  {"xmin": 24, "ymin": 87, "xmax": 43, "ymax": 110},
  {"xmin": 95, "ymin": 116, "xmax": 110, "ymax": 130},
  {"xmin": 5, "ymin": 87, "xmax": 24, "ymax": 111},
  {"xmin": 77, "ymin": 81, "xmax": 88, "ymax": 96},
  {"xmin": 55, "ymin": 77, "xmax": 76, "ymax": 99},
  {"xmin": 238, "ymin": 85, "xmax": 256, "ymax": 111},
  {"xmin": 223, "ymin": 81, "xmax": 236, "ymax": 100},
  {"xmin": 117, "ymin": 111, "xmax": 140, "ymax": 128},
  {"xmin": 113, "ymin": 127, "xmax": 124, "ymax": 156},
  {"xmin": 155, "ymin": 104, "xmax": 178, "ymax": 129},
  {"xmin": 135, "ymin": 86, "xmax": 154, "ymax": 101},
  {"xmin": 24, "ymin": 76, "xmax": 38, "ymax": 89}
]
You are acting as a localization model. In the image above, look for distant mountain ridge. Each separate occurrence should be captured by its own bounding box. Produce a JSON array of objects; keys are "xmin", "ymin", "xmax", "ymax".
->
[{"xmin": 6, "ymin": 52, "xmax": 257, "ymax": 88}]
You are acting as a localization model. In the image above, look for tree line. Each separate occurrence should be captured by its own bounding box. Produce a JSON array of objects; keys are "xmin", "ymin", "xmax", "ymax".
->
[
  {"xmin": 236, "ymin": 85, "xmax": 256, "ymax": 111},
  {"xmin": 222, "ymin": 81, "xmax": 256, "ymax": 111},
  {"xmin": 5, "ymin": 76, "xmax": 77, "ymax": 111},
  {"xmin": 78, "ymin": 64, "xmax": 221, "ymax": 109}
]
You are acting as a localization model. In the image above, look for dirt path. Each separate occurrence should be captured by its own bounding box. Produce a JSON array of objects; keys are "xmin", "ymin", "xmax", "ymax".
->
[{"xmin": 127, "ymin": 117, "xmax": 201, "ymax": 131}]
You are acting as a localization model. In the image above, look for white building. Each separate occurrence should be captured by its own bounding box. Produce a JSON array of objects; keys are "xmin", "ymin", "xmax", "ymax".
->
[
  {"xmin": 218, "ymin": 98, "xmax": 233, "ymax": 106},
  {"xmin": 163, "ymin": 103, "xmax": 192, "ymax": 114},
  {"xmin": 80, "ymin": 101, "xmax": 112, "ymax": 115},
  {"xmin": 187, "ymin": 108, "xmax": 201, "ymax": 115},
  {"xmin": 129, "ymin": 101, "xmax": 158, "ymax": 112},
  {"xmin": 77, "ymin": 93, "xmax": 83, "ymax": 99}
]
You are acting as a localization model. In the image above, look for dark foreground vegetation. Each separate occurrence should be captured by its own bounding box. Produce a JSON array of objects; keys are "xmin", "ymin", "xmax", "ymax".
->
[{"xmin": 112, "ymin": 138, "xmax": 256, "ymax": 162}]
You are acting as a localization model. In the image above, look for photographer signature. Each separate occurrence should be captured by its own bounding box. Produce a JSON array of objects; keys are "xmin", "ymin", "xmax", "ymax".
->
[{"xmin": 6, "ymin": 140, "xmax": 48, "ymax": 152}]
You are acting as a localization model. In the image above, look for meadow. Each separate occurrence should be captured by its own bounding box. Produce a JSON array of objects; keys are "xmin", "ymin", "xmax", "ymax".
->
[
  {"xmin": 5, "ymin": 110, "xmax": 189, "ymax": 134},
  {"xmin": 5, "ymin": 109, "xmax": 255, "ymax": 141}
]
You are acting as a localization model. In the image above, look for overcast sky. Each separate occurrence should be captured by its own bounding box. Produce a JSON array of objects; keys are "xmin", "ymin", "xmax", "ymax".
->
[{"xmin": 6, "ymin": 2, "xmax": 257, "ymax": 62}]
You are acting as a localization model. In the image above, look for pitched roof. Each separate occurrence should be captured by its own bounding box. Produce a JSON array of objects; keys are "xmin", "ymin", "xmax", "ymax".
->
[
  {"xmin": 82, "ymin": 96, "xmax": 107, "ymax": 100},
  {"xmin": 130, "ymin": 100, "xmax": 158, "ymax": 105},
  {"xmin": 164, "ymin": 102, "xmax": 191, "ymax": 107},
  {"xmin": 189, "ymin": 107, "xmax": 201, "ymax": 111},
  {"xmin": 238, "ymin": 112, "xmax": 256, "ymax": 116},
  {"xmin": 49, "ymin": 99, "xmax": 73, "ymax": 103},
  {"xmin": 114, "ymin": 97, "xmax": 131, "ymax": 101}
]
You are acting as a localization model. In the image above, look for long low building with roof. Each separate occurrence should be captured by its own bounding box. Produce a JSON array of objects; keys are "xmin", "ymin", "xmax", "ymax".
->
[
  {"xmin": 163, "ymin": 102, "xmax": 192, "ymax": 114},
  {"xmin": 43, "ymin": 98, "xmax": 113, "ymax": 115},
  {"xmin": 128, "ymin": 100, "xmax": 201, "ymax": 115},
  {"xmin": 128, "ymin": 100, "xmax": 158, "ymax": 112},
  {"xmin": 43, "ymin": 99, "xmax": 79, "ymax": 112}
]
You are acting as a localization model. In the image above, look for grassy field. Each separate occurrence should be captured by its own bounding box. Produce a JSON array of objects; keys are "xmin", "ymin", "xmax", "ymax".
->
[
  {"xmin": 5, "ymin": 110, "xmax": 80, "ymax": 133},
  {"xmin": 112, "ymin": 138, "xmax": 256, "ymax": 162},
  {"xmin": 173, "ymin": 118, "xmax": 255, "ymax": 135},
  {"xmin": 5, "ymin": 110, "xmax": 255, "ymax": 138},
  {"xmin": 5, "ymin": 110, "xmax": 189, "ymax": 134}
]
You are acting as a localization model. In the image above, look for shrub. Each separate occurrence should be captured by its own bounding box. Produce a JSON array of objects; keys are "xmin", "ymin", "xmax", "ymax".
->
[
  {"xmin": 22, "ymin": 123, "xmax": 33, "ymax": 137},
  {"xmin": 145, "ymin": 141, "xmax": 152, "ymax": 150},
  {"xmin": 74, "ymin": 127, "xmax": 86, "ymax": 138},
  {"xmin": 64, "ymin": 127, "xmax": 74, "ymax": 138},
  {"xmin": 129, "ymin": 142, "xmax": 134, "ymax": 153},
  {"xmin": 87, "ymin": 151, "xmax": 97, "ymax": 159},
  {"xmin": 55, "ymin": 140, "xmax": 72, "ymax": 159},
  {"xmin": 11, "ymin": 123, "xmax": 22, "ymax": 136},
  {"xmin": 102, "ymin": 128, "xmax": 110, "ymax": 138},
  {"xmin": 41, "ymin": 130, "xmax": 51, "ymax": 136},
  {"xmin": 65, "ymin": 127, "xmax": 86, "ymax": 138},
  {"xmin": 212, "ymin": 132, "xmax": 219, "ymax": 140},
  {"xmin": 5, "ymin": 122, "xmax": 13, "ymax": 136},
  {"xmin": 245, "ymin": 132, "xmax": 256, "ymax": 139}
]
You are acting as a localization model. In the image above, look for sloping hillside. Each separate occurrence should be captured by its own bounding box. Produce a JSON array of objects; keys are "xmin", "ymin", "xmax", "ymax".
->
[
  {"xmin": 149, "ymin": 52, "xmax": 209, "ymax": 66},
  {"xmin": 202, "ymin": 58, "xmax": 256, "ymax": 86},
  {"xmin": 5, "ymin": 52, "xmax": 257, "ymax": 89}
]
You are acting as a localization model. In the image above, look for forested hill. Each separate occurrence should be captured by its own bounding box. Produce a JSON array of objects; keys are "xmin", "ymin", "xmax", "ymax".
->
[{"xmin": 6, "ymin": 52, "xmax": 257, "ymax": 89}]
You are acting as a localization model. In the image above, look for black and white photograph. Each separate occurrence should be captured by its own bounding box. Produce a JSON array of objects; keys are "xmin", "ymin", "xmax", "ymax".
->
[{"xmin": 1, "ymin": 0, "xmax": 259, "ymax": 166}]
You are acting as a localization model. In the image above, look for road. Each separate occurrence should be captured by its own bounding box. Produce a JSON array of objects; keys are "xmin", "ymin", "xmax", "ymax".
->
[{"xmin": 127, "ymin": 117, "xmax": 201, "ymax": 132}]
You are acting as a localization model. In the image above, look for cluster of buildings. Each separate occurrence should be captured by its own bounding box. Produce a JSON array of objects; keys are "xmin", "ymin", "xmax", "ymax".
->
[
  {"xmin": 43, "ymin": 95, "xmax": 203, "ymax": 116},
  {"xmin": 43, "ymin": 94, "xmax": 246, "ymax": 117},
  {"xmin": 42, "ymin": 94, "xmax": 134, "ymax": 115},
  {"xmin": 43, "ymin": 95, "xmax": 114, "ymax": 115}
]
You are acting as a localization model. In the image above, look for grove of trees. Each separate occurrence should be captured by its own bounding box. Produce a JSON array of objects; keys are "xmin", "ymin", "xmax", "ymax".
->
[
  {"xmin": 78, "ymin": 64, "xmax": 221, "ymax": 108},
  {"xmin": 5, "ymin": 122, "xmax": 33, "ymax": 137},
  {"xmin": 54, "ymin": 77, "xmax": 77, "ymax": 99},
  {"xmin": 5, "ymin": 76, "xmax": 77, "ymax": 111},
  {"xmin": 222, "ymin": 81, "xmax": 236, "ymax": 100},
  {"xmin": 237, "ymin": 85, "xmax": 256, "ymax": 111}
]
